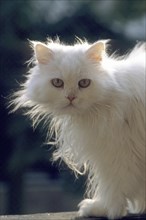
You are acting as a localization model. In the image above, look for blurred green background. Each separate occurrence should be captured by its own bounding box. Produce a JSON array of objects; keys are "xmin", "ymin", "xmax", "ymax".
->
[{"xmin": 0, "ymin": 0, "xmax": 145, "ymax": 215}]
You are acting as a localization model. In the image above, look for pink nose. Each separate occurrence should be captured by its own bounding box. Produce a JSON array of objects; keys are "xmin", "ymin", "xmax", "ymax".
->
[{"xmin": 67, "ymin": 96, "xmax": 76, "ymax": 102}]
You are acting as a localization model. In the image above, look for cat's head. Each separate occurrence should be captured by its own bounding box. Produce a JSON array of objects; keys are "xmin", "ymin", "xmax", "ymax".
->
[{"xmin": 24, "ymin": 39, "xmax": 108, "ymax": 116}]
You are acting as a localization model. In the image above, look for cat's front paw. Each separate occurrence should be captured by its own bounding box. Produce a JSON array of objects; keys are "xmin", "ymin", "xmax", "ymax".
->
[{"xmin": 78, "ymin": 199, "xmax": 107, "ymax": 217}]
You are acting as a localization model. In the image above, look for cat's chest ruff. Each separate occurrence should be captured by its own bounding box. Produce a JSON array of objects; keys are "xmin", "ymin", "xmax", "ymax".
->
[{"xmin": 64, "ymin": 113, "xmax": 123, "ymax": 145}]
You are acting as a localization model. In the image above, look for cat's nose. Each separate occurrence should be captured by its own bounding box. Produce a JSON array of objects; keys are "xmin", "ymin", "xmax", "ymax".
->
[{"xmin": 66, "ymin": 96, "xmax": 76, "ymax": 102}]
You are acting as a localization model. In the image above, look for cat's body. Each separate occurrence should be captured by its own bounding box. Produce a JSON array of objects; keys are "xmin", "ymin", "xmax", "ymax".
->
[{"xmin": 12, "ymin": 38, "xmax": 146, "ymax": 219}]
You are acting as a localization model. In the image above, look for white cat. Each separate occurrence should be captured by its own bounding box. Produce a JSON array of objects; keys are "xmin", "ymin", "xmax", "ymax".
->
[{"xmin": 11, "ymin": 38, "xmax": 146, "ymax": 219}]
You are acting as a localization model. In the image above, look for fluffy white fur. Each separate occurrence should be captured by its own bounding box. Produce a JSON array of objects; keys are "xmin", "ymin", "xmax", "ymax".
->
[{"xmin": 11, "ymin": 38, "xmax": 146, "ymax": 219}]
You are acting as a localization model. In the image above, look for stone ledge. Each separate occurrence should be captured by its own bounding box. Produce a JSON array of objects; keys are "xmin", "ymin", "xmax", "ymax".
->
[{"xmin": 0, "ymin": 212, "xmax": 146, "ymax": 220}]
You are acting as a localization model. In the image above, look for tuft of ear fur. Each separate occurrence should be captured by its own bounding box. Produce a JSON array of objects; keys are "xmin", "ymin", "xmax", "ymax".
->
[
  {"xmin": 86, "ymin": 41, "xmax": 106, "ymax": 62},
  {"xmin": 32, "ymin": 42, "xmax": 53, "ymax": 64}
]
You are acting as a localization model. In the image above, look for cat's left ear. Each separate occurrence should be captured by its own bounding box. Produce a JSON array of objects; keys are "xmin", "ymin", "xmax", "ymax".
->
[
  {"xmin": 31, "ymin": 41, "xmax": 53, "ymax": 64},
  {"xmin": 86, "ymin": 41, "xmax": 106, "ymax": 62}
]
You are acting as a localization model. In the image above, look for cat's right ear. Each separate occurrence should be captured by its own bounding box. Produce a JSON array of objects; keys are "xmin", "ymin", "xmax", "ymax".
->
[
  {"xmin": 86, "ymin": 41, "xmax": 106, "ymax": 62},
  {"xmin": 31, "ymin": 41, "xmax": 53, "ymax": 64}
]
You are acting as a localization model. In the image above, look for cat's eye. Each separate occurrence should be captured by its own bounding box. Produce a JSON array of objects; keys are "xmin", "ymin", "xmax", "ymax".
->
[
  {"xmin": 78, "ymin": 79, "xmax": 91, "ymax": 88},
  {"xmin": 51, "ymin": 78, "xmax": 64, "ymax": 88}
]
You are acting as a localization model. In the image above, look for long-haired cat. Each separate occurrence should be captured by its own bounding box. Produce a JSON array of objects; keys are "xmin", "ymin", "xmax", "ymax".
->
[{"xmin": 11, "ymin": 38, "xmax": 146, "ymax": 219}]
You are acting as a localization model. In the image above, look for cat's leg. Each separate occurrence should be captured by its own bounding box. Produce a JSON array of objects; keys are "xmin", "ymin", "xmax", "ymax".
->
[
  {"xmin": 105, "ymin": 195, "xmax": 128, "ymax": 219},
  {"xmin": 78, "ymin": 198, "xmax": 107, "ymax": 217},
  {"xmin": 78, "ymin": 190, "xmax": 128, "ymax": 219},
  {"xmin": 128, "ymin": 189, "xmax": 146, "ymax": 214}
]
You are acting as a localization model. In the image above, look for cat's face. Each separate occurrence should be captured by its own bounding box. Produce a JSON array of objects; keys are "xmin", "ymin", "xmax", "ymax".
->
[{"xmin": 26, "ymin": 41, "xmax": 106, "ymax": 115}]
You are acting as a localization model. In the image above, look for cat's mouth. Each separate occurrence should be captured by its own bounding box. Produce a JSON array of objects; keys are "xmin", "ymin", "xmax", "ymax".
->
[
  {"xmin": 66, "ymin": 103, "xmax": 75, "ymax": 108},
  {"xmin": 62, "ymin": 103, "xmax": 77, "ymax": 110}
]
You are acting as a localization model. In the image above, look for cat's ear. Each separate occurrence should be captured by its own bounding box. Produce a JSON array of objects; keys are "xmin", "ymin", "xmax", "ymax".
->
[
  {"xmin": 86, "ymin": 41, "xmax": 106, "ymax": 62},
  {"xmin": 31, "ymin": 42, "xmax": 53, "ymax": 64}
]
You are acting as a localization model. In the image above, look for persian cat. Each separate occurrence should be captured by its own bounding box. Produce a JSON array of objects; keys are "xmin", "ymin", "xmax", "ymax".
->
[{"xmin": 11, "ymin": 38, "xmax": 146, "ymax": 219}]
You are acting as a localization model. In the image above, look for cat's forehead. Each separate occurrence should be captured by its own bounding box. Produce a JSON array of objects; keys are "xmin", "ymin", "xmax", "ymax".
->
[
  {"xmin": 51, "ymin": 58, "xmax": 87, "ymax": 80},
  {"xmin": 49, "ymin": 43, "xmax": 89, "ymax": 61},
  {"xmin": 50, "ymin": 47, "xmax": 89, "ymax": 77},
  {"xmin": 43, "ymin": 43, "xmax": 97, "ymax": 80}
]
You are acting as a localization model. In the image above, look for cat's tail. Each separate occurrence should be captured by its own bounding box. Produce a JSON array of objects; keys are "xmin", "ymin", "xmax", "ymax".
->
[{"xmin": 127, "ymin": 42, "xmax": 146, "ymax": 61}]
